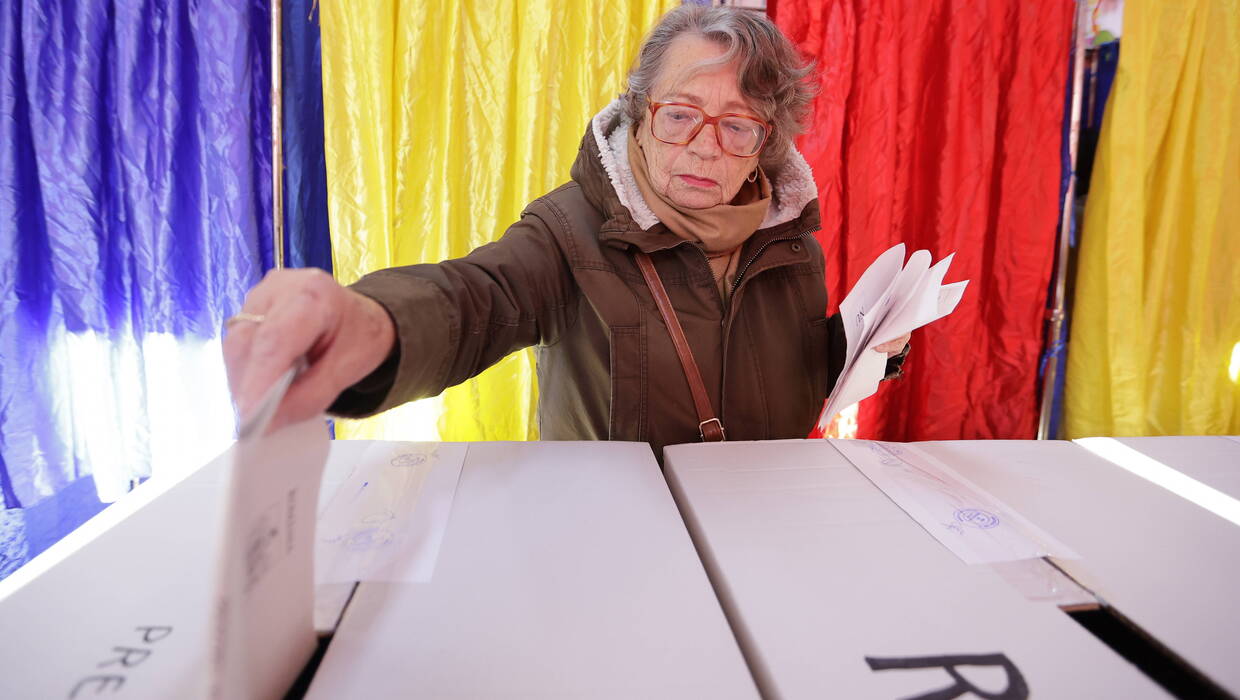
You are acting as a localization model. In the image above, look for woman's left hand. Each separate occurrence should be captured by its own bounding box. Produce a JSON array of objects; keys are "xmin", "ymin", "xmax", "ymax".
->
[{"xmin": 874, "ymin": 333, "xmax": 911, "ymax": 357}]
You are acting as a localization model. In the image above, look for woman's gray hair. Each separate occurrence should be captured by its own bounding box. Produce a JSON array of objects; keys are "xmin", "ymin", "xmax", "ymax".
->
[{"xmin": 621, "ymin": 6, "xmax": 817, "ymax": 174}]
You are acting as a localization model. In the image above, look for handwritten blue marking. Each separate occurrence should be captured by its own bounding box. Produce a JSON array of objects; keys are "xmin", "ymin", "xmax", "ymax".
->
[{"xmin": 391, "ymin": 453, "xmax": 428, "ymax": 467}]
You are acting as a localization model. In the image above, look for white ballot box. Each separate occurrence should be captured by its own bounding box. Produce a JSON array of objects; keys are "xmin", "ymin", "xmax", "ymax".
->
[
  {"xmin": 0, "ymin": 422, "xmax": 373, "ymax": 700},
  {"xmin": 1103, "ymin": 435, "xmax": 1240, "ymax": 500},
  {"xmin": 0, "ymin": 418, "xmax": 337, "ymax": 700},
  {"xmin": 0, "ymin": 450, "xmax": 227, "ymax": 699},
  {"xmin": 310, "ymin": 438, "xmax": 372, "ymax": 635},
  {"xmin": 664, "ymin": 440, "xmax": 1166, "ymax": 700},
  {"xmin": 306, "ymin": 441, "xmax": 759, "ymax": 699},
  {"xmin": 312, "ymin": 439, "xmax": 472, "ymax": 634},
  {"xmin": 919, "ymin": 439, "xmax": 1240, "ymax": 697}
]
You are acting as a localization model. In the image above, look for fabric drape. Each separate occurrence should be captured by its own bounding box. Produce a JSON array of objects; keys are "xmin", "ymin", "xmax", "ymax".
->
[
  {"xmin": 1042, "ymin": 41, "xmax": 1122, "ymax": 439},
  {"xmin": 319, "ymin": 0, "xmax": 677, "ymax": 442},
  {"xmin": 282, "ymin": 0, "xmax": 333, "ymax": 272},
  {"xmin": 773, "ymin": 0, "xmax": 1075, "ymax": 440},
  {"xmin": 1065, "ymin": 1, "xmax": 1240, "ymax": 437},
  {"xmin": 0, "ymin": 0, "xmax": 271, "ymax": 577}
]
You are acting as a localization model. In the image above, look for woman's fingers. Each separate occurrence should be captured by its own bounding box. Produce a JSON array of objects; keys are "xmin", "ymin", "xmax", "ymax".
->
[
  {"xmin": 241, "ymin": 283, "xmax": 338, "ymax": 417},
  {"xmin": 223, "ymin": 274, "xmax": 286, "ymax": 402},
  {"xmin": 873, "ymin": 333, "xmax": 911, "ymax": 356},
  {"xmin": 222, "ymin": 269, "xmax": 398, "ymax": 433},
  {"xmin": 276, "ymin": 292, "xmax": 392, "ymax": 417},
  {"xmin": 223, "ymin": 316, "xmax": 260, "ymax": 402},
  {"xmin": 224, "ymin": 268, "xmax": 341, "ymax": 420}
]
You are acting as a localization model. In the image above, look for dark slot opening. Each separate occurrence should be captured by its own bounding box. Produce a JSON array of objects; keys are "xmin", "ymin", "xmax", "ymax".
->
[
  {"xmin": 1068, "ymin": 607, "xmax": 1235, "ymax": 700},
  {"xmin": 282, "ymin": 634, "xmax": 332, "ymax": 700}
]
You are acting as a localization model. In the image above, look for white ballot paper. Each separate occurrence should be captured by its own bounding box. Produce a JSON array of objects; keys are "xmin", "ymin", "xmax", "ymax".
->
[
  {"xmin": 816, "ymin": 243, "xmax": 968, "ymax": 431},
  {"xmin": 211, "ymin": 367, "xmax": 330, "ymax": 700}
]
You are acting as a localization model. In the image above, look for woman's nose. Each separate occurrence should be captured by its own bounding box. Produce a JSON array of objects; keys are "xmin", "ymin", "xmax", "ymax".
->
[{"xmin": 687, "ymin": 123, "xmax": 722, "ymax": 159}]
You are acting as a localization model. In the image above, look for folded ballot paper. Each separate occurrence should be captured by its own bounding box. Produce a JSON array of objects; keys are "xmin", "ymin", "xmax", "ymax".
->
[
  {"xmin": 210, "ymin": 366, "xmax": 329, "ymax": 700},
  {"xmin": 816, "ymin": 243, "xmax": 968, "ymax": 432}
]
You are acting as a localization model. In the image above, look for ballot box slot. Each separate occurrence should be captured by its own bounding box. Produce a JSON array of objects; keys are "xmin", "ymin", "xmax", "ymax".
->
[
  {"xmin": 281, "ymin": 634, "xmax": 332, "ymax": 700},
  {"xmin": 1069, "ymin": 606, "xmax": 1235, "ymax": 700}
]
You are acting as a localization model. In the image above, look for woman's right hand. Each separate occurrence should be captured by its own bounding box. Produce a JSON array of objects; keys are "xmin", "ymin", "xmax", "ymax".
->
[{"xmin": 222, "ymin": 268, "xmax": 396, "ymax": 434}]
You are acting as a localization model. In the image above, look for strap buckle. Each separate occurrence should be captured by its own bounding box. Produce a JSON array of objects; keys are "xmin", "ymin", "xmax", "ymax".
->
[{"xmin": 699, "ymin": 418, "xmax": 726, "ymax": 442}]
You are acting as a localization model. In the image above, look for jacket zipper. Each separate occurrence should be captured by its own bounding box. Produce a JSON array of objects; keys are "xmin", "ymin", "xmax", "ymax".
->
[
  {"xmin": 666, "ymin": 239, "xmax": 727, "ymax": 312},
  {"xmin": 718, "ymin": 226, "xmax": 821, "ymax": 432},
  {"xmin": 729, "ymin": 226, "xmax": 820, "ymax": 295}
]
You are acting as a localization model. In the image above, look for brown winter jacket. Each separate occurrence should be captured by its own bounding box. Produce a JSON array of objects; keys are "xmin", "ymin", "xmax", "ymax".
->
[{"xmin": 330, "ymin": 104, "xmax": 905, "ymax": 457}]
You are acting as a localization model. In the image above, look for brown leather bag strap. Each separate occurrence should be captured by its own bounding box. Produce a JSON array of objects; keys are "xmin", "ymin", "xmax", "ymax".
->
[{"xmin": 633, "ymin": 250, "xmax": 725, "ymax": 442}]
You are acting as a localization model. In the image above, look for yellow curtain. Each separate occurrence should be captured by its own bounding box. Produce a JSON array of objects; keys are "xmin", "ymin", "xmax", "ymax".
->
[
  {"xmin": 319, "ymin": 0, "xmax": 677, "ymax": 441},
  {"xmin": 1065, "ymin": 0, "xmax": 1240, "ymax": 437}
]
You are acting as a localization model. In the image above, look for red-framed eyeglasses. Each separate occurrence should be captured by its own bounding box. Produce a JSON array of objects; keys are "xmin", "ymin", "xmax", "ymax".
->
[{"xmin": 647, "ymin": 101, "xmax": 771, "ymax": 158}]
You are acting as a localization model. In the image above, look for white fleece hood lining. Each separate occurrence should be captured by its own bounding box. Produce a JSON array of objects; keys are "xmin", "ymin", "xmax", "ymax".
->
[{"xmin": 589, "ymin": 98, "xmax": 817, "ymax": 232}]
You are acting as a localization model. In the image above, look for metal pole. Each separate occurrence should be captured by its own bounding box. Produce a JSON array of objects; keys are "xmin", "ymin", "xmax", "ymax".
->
[
  {"xmin": 271, "ymin": 0, "xmax": 286, "ymax": 270},
  {"xmin": 1037, "ymin": 0, "xmax": 1088, "ymax": 440}
]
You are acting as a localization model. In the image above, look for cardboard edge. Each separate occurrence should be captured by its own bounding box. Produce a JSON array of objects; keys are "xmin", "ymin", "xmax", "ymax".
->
[{"xmin": 663, "ymin": 448, "xmax": 772, "ymax": 700}]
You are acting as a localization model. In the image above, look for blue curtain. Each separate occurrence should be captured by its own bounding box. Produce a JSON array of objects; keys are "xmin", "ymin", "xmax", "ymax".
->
[
  {"xmin": 282, "ymin": 0, "xmax": 332, "ymax": 273},
  {"xmin": 0, "ymin": 0, "xmax": 272, "ymax": 578}
]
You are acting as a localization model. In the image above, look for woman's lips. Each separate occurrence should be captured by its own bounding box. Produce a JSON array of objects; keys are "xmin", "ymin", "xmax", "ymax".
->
[{"xmin": 677, "ymin": 174, "xmax": 718, "ymax": 188}]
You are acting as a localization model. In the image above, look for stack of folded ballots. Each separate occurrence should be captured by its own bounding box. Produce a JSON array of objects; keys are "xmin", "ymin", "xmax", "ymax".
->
[{"xmin": 816, "ymin": 243, "xmax": 968, "ymax": 432}]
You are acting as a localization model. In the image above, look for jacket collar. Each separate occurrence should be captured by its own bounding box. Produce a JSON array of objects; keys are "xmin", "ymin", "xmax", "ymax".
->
[{"xmin": 570, "ymin": 99, "xmax": 821, "ymax": 253}]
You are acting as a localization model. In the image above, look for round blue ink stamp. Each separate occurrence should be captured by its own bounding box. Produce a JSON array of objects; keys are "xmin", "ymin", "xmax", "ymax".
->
[{"xmin": 954, "ymin": 508, "xmax": 1000, "ymax": 529}]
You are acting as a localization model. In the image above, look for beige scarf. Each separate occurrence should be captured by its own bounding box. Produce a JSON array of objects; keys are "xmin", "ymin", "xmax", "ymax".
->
[{"xmin": 628, "ymin": 130, "xmax": 771, "ymax": 299}]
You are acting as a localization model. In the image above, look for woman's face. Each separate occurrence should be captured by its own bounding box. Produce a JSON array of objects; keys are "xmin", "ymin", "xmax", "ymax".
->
[{"xmin": 636, "ymin": 35, "xmax": 762, "ymax": 210}]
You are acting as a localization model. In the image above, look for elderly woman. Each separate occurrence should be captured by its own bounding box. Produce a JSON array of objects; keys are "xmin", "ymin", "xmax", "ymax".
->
[{"xmin": 224, "ymin": 6, "xmax": 909, "ymax": 454}]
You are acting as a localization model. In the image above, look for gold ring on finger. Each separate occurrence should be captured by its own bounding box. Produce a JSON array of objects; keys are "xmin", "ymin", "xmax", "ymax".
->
[{"xmin": 225, "ymin": 312, "xmax": 267, "ymax": 328}]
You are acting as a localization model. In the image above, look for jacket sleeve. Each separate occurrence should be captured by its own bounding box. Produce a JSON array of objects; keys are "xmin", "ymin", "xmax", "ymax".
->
[
  {"xmin": 882, "ymin": 342, "xmax": 911, "ymax": 380},
  {"xmin": 329, "ymin": 214, "xmax": 578, "ymax": 418}
]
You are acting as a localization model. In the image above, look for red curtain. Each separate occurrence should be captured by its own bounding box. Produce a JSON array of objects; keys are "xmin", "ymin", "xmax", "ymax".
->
[{"xmin": 773, "ymin": 0, "xmax": 1074, "ymax": 440}]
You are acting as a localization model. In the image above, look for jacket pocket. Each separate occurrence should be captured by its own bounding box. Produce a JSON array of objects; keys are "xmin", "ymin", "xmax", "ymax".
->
[{"xmin": 608, "ymin": 324, "xmax": 646, "ymax": 441}]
